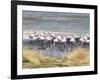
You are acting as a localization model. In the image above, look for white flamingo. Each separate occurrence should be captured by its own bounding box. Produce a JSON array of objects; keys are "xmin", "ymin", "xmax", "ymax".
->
[
  {"xmin": 60, "ymin": 37, "xmax": 67, "ymax": 51},
  {"xmin": 83, "ymin": 35, "xmax": 88, "ymax": 40},
  {"xmin": 70, "ymin": 37, "xmax": 75, "ymax": 43},
  {"xmin": 86, "ymin": 39, "xmax": 90, "ymax": 43},
  {"xmin": 57, "ymin": 35, "xmax": 62, "ymax": 41},
  {"xmin": 29, "ymin": 33, "xmax": 34, "ymax": 39},
  {"xmin": 61, "ymin": 37, "xmax": 67, "ymax": 46},
  {"xmin": 69, "ymin": 37, "xmax": 76, "ymax": 49},
  {"xmin": 53, "ymin": 38, "xmax": 58, "ymax": 48},
  {"xmin": 46, "ymin": 36, "xmax": 52, "ymax": 41},
  {"xmin": 28, "ymin": 33, "xmax": 35, "ymax": 44},
  {"xmin": 38, "ymin": 33, "xmax": 46, "ymax": 48},
  {"xmin": 51, "ymin": 33, "xmax": 55, "ymax": 38},
  {"xmin": 45, "ymin": 36, "xmax": 53, "ymax": 47},
  {"xmin": 84, "ymin": 36, "xmax": 90, "ymax": 48},
  {"xmin": 79, "ymin": 36, "xmax": 86, "ymax": 47}
]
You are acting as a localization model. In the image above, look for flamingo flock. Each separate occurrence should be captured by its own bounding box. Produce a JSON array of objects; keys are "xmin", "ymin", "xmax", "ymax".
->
[{"xmin": 26, "ymin": 32, "xmax": 90, "ymax": 51}]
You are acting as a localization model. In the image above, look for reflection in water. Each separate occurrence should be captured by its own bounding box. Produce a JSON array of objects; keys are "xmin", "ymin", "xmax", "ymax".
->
[{"xmin": 23, "ymin": 39, "xmax": 89, "ymax": 58}]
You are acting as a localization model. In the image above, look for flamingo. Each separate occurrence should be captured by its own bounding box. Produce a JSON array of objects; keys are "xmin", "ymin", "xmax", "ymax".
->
[
  {"xmin": 83, "ymin": 36, "xmax": 90, "ymax": 48},
  {"xmin": 61, "ymin": 37, "xmax": 67, "ymax": 46},
  {"xmin": 53, "ymin": 38, "xmax": 58, "ymax": 48},
  {"xmin": 70, "ymin": 37, "xmax": 75, "ymax": 43},
  {"xmin": 69, "ymin": 36, "xmax": 76, "ymax": 50},
  {"xmin": 37, "ymin": 32, "xmax": 47, "ymax": 49},
  {"xmin": 83, "ymin": 35, "xmax": 88, "ymax": 40},
  {"xmin": 45, "ymin": 36, "xmax": 53, "ymax": 47},
  {"xmin": 57, "ymin": 35, "xmax": 62, "ymax": 41},
  {"xmin": 86, "ymin": 39, "xmax": 90, "ymax": 43},
  {"xmin": 60, "ymin": 37, "xmax": 67, "ymax": 51},
  {"xmin": 28, "ymin": 33, "xmax": 34, "ymax": 39},
  {"xmin": 79, "ymin": 36, "xmax": 86, "ymax": 47},
  {"xmin": 56, "ymin": 35, "xmax": 63, "ymax": 48},
  {"xmin": 51, "ymin": 33, "xmax": 55, "ymax": 38},
  {"xmin": 28, "ymin": 33, "xmax": 35, "ymax": 44}
]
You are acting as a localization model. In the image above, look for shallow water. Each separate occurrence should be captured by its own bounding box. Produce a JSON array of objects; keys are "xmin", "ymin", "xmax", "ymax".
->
[
  {"xmin": 23, "ymin": 40, "xmax": 89, "ymax": 58},
  {"xmin": 23, "ymin": 40, "xmax": 65, "ymax": 58}
]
